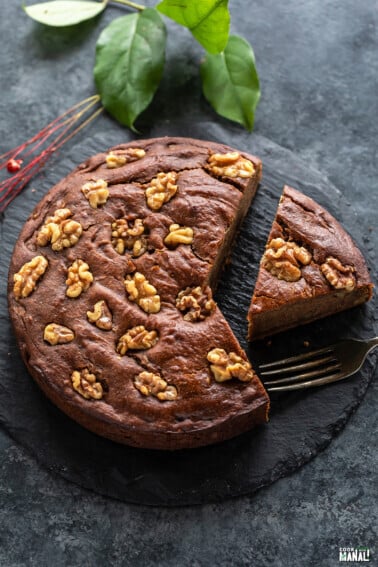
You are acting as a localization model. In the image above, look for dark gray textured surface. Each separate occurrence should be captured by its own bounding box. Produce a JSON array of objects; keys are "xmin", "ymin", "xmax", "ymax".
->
[{"xmin": 0, "ymin": 0, "xmax": 377, "ymax": 564}]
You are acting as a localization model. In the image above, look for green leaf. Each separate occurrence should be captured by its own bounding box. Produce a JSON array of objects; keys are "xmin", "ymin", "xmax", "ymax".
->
[
  {"xmin": 23, "ymin": 0, "xmax": 107, "ymax": 27},
  {"xmin": 157, "ymin": 0, "xmax": 229, "ymax": 54},
  {"xmin": 200, "ymin": 35, "xmax": 260, "ymax": 131},
  {"xmin": 94, "ymin": 9, "xmax": 166, "ymax": 130}
]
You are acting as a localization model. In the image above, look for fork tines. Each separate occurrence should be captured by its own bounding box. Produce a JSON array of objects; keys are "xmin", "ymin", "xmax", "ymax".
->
[{"xmin": 259, "ymin": 345, "xmax": 342, "ymax": 390}]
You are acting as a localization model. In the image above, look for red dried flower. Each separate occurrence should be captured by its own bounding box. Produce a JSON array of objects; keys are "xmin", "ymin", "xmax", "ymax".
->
[
  {"xmin": 0, "ymin": 95, "xmax": 102, "ymax": 213},
  {"xmin": 6, "ymin": 159, "xmax": 23, "ymax": 173}
]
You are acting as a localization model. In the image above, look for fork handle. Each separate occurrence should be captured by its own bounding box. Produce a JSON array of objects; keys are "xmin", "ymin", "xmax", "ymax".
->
[{"xmin": 367, "ymin": 337, "xmax": 378, "ymax": 352}]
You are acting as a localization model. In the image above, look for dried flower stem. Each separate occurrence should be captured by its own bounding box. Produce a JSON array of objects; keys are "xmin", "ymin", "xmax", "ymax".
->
[{"xmin": 0, "ymin": 95, "xmax": 102, "ymax": 214}]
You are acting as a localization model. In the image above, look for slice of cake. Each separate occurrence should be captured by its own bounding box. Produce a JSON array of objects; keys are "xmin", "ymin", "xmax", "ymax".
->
[
  {"xmin": 248, "ymin": 185, "xmax": 373, "ymax": 341},
  {"xmin": 8, "ymin": 137, "xmax": 269, "ymax": 450}
]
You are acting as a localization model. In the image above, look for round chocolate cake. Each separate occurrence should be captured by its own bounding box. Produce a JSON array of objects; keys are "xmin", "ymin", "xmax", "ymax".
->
[{"xmin": 8, "ymin": 137, "xmax": 270, "ymax": 450}]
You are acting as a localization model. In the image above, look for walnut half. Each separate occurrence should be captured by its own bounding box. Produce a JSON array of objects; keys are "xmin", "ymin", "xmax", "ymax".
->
[
  {"xmin": 81, "ymin": 179, "xmax": 109, "ymax": 209},
  {"xmin": 87, "ymin": 300, "xmax": 112, "ymax": 330},
  {"xmin": 13, "ymin": 255, "xmax": 48, "ymax": 299},
  {"xmin": 134, "ymin": 371, "xmax": 178, "ymax": 401},
  {"xmin": 144, "ymin": 171, "xmax": 178, "ymax": 211},
  {"xmin": 321, "ymin": 257, "xmax": 356, "ymax": 291},
  {"xmin": 71, "ymin": 369, "xmax": 103, "ymax": 400},
  {"xmin": 176, "ymin": 286, "xmax": 216, "ymax": 322},
  {"xmin": 208, "ymin": 152, "xmax": 255, "ymax": 179},
  {"xmin": 262, "ymin": 237, "xmax": 312, "ymax": 282},
  {"xmin": 106, "ymin": 148, "xmax": 145, "ymax": 168},
  {"xmin": 117, "ymin": 326, "xmax": 158, "ymax": 355},
  {"xmin": 124, "ymin": 272, "xmax": 161, "ymax": 313},
  {"xmin": 164, "ymin": 224, "xmax": 194, "ymax": 247},
  {"xmin": 207, "ymin": 348, "xmax": 255, "ymax": 383},
  {"xmin": 66, "ymin": 259, "xmax": 93, "ymax": 298},
  {"xmin": 37, "ymin": 208, "xmax": 82, "ymax": 251},
  {"xmin": 111, "ymin": 218, "xmax": 147, "ymax": 257},
  {"xmin": 44, "ymin": 323, "xmax": 75, "ymax": 345}
]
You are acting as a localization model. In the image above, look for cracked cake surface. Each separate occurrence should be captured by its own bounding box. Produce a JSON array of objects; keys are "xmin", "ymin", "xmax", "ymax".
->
[
  {"xmin": 248, "ymin": 185, "xmax": 373, "ymax": 341},
  {"xmin": 8, "ymin": 136, "xmax": 269, "ymax": 450}
]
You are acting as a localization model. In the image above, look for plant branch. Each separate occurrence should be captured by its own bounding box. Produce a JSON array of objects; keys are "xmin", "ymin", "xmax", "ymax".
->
[{"xmin": 111, "ymin": 0, "xmax": 145, "ymax": 11}]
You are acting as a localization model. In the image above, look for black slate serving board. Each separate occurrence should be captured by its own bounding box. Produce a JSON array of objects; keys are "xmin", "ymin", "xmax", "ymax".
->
[{"xmin": 0, "ymin": 125, "xmax": 376, "ymax": 506}]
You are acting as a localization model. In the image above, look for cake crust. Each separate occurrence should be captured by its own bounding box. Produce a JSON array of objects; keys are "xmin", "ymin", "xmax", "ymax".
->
[{"xmin": 8, "ymin": 136, "xmax": 269, "ymax": 450}]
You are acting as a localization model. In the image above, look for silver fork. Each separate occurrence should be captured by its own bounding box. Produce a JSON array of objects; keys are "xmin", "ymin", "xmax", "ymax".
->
[{"xmin": 258, "ymin": 337, "xmax": 378, "ymax": 392}]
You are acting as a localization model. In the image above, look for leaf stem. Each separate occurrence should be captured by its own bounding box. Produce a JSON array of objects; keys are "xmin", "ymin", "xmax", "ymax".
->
[{"xmin": 111, "ymin": 0, "xmax": 145, "ymax": 11}]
